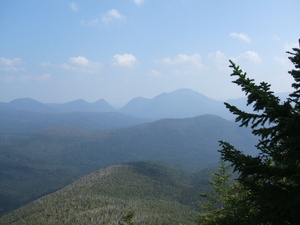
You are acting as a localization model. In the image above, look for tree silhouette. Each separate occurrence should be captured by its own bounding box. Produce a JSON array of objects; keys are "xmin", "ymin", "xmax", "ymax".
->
[{"xmin": 218, "ymin": 46, "xmax": 300, "ymax": 224}]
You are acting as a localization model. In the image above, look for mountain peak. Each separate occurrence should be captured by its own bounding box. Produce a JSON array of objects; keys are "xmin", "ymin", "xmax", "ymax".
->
[
  {"xmin": 6, "ymin": 98, "xmax": 53, "ymax": 112},
  {"xmin": 10, "ymin": 97, "xmax": 42, "ymax": 104},
  {"xmin": 120, "ymin": 88, "xmax": 230, "ymax": 119},
  {"xmin": 65, "ymin": 99, "xmax": 88, "ymax": 105}
]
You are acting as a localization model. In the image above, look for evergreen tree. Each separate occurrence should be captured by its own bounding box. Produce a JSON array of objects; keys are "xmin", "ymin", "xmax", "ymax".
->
[
  {"xmin": 218, "ymin": 46, "xmax": 300, "ymax": 224},
  {"xmin": 198, "ymin": 160, "xmax": 251, "ymax": 225},
  {"xmin": 119, "ymin": 211, "xmax": 135, "ymax": 225}
]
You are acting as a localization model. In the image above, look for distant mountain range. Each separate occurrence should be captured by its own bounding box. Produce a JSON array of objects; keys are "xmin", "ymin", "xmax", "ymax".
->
[
  {"xmin": 0, "ymin": 88, "xmax": 237, "ymax": 121},
  {"xmin": 0, "ymin": 89, "xmax": 288, "ymax": 120},
  {"xmin": 0, "ymin": 89, "xmax": 238, "ymax": 134},
  {"xmin": 0, "ymin": 97, "xmax": 115, "ymax": 113},
  {"xmin": 1, "ymin": 89, "xmax": 289, "ymax": 121},
  {"xmin": 47, "ymin": 98, "xmax": 115, "ymax": 112}
]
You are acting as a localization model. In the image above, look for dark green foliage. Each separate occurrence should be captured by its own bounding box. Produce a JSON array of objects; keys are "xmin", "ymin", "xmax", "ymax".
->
[
  {"xmin": 198, "ymin": 160, "xmax": 257, "ymax": 225},
  {"xmin": 198, "ymin": 160, "xmax": 233, "ymax": 224},
  {"xmin": 218, "ymin": 47, "xmax": 300, "ymax": 224},
  {"xmin": 119, "ymin": 211, "xmax": 135, "ymax": 225}
]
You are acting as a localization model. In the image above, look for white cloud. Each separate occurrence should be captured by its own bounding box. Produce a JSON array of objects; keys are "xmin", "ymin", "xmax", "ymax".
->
[
  {"xmin": 112, "ymin": 54, "xmax": 137, "ymax": 68},
  {"xmin": 0, "ymin": 57, "xmax": 25, "ymax": 71},
  {"xmin": 40, "ymin": 56, "xmax": 101, "ymax": 73},
  {"xmin": 134, "ymin": 0, "xmax": 145, "ymax": 5},
  {"xmin": 80, "ymin": 19, "xmax": 99, "ymax": 26},
  {"xmin": 229, "ymin": 32, "xmax": 251, "ymax": 43},
  {"xmin": 102, "ymin": 9, "xmax": 125, "ymax": 24},
  {"xmin": 150, "ymin": 70, "xmax": 163, "ymax": 77},
  {"xmin": 69, "ymin": 56, "xmax": 89, "ymax": 66},
  {"xmin": 158, "ymin": 53, "xmax": 203, "ymax": 68},
  {"xmin": 61, "ymin": 56, "xmax": 101, "ymax": 73},
  {"xmin": 81, "ymin": 9, "xmax": 125, "ymax": 26},
  {"xmin": 208, "ymin": 50, "xmax": 228, "ymax": 71},
  {"xmin": 69, "ymin": 2, "xmax": 78, "ymax": 12},
  {"xmin": 237, "ymin": 51, "xmax": 262, "ymax": 63}
]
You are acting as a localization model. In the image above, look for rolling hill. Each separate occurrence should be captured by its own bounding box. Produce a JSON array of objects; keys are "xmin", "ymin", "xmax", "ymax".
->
[
  {"xmin": 0, "ymin": 114, "xmax": 257, "ymax": 216},
  {"xmin": 0, "ymin": 162, "xmax": 208, "ymax": 225}
]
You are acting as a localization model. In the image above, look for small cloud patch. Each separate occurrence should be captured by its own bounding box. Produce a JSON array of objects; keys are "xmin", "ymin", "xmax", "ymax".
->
[
  {"xmin": 112, "ymin": 54, "xmax": 137, "ymax": 68},
  {"xmin": 229, "ymin": 32, "xmax": 251, "ymax": 43}
]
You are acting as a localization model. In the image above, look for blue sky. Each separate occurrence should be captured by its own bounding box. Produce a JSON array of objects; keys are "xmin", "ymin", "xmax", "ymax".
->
[{"xmin": 1, "ymin": 0, "xmax": 299, "ymax": 105}]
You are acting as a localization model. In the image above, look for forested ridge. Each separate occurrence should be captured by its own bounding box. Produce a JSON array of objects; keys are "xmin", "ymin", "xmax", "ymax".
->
[{"xmin": 0, "ymin": 162, "xmax": 210, "ymax": 225}]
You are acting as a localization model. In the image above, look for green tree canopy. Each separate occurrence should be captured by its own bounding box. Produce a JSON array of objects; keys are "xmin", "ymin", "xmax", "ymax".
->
[
  {"xmin": 217, "ymin": 46, "xmax": 300, "ymax": 224},
  {"xmin": 198, "ymin": 160, "xmax": 252, "ymax": 225}
]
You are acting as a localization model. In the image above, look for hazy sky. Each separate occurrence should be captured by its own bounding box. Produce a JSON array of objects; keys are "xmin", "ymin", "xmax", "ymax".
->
[{"xmin": 1, "ymin": 0, "xmax": 299, "ymax": 105}]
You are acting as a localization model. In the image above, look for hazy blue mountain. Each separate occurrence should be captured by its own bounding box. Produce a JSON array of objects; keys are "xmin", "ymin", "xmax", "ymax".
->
[
  {"xmin": 103, "ymin": 114, "xmax": 257, "ymax": 168},
  {"xmin": 0, "ymin": 111, "xmax": 150, "ymax": 134},
  {"xmin": 0, "ymin": 98, "xmax": 116, "ymax": 113},
  {"xmin": 48, "ymin": 98, "xmax": 116, "ymax": 112},
  {"xmin": 0, "ymin": 90, "xmax": 290, "ymax": 118},
  {"xmin": 0, "ymin": 98, "xmax": 54, "ymax": 113},
  {"xmin": 119, "ymin": 88, "xmax": 232, "ymax": 119},
  {"xmin": 93, "ymin": 99, "xmax": 116, "ymax": 111},
  {"xmin": 49, "ymin": 99, "xmax": 91, "ymax": 112},
  {"xmin": 0, "ymin": 114, "xmax": 257, "ymax": 215}
]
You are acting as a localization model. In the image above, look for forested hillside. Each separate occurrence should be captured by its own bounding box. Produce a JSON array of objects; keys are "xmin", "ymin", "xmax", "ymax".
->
[{"xmin": 0, "ymin": 162, "xmax": 210, "ymax": 225}]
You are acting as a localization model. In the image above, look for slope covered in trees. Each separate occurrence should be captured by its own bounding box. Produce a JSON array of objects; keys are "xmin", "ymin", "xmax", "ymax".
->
[{"xmin": 0, "ymin": 162, "xmax": 209, "ymax": 225}]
